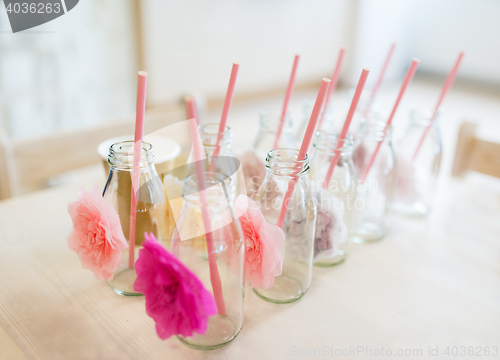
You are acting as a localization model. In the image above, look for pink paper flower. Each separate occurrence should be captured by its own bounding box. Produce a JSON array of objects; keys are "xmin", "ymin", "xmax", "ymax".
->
[
  {"xmin": 67, "ymin": 185, "xmax": 128, "ymax": 281},
  {"xmin": 234, "ymin": 194, "xmax": 285, "ymax": 289},
  {"xmin": 133, "ymin": 234, "xmax": 217, "ymax": 340}
]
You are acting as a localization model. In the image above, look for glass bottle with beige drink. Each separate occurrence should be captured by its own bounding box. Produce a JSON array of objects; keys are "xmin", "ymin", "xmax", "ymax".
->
[{"xmin": 102, "ymin": 141, "xmax": 169, "ymax": 296}]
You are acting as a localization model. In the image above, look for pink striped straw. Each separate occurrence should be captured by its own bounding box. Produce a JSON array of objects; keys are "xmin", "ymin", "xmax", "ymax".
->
[
  {"xmin": 212, "ymin": 63, "xmax": 240, "ymax": 160},
  {"xmin": 360, "ymin": 58, "xmax": 420, "ymax": 183},
  {"xmin": 317, "ymin": 48, "xmax": 345, "ymax": 130},
  {"xmin": 188, "ymin": 118, "xmax": 226, "ymax": 315},
  {"xmin": 128, "ymin": 71, "xmax": 147, "ymax": 268},
  {"xmin": 361, "ymin": 43, "xmax": 396, "ymax": 118},
  {"xmin": 412, "ymin": 52, "xmax": 464, "ymax": 162},
  {"xmin": 323, "ymin": 68, "xmax": 370, "ymax": 189},
  {"xmin": 185, "ymin": 96, "xmax": 199, "ymax": 124},
  {"xmin": 274, "ymin": 54, "xmax": 300, "ymax": 149},
  {"xmin": 276, "ymin": 78, "xmax": 331, "ymax": 228}
]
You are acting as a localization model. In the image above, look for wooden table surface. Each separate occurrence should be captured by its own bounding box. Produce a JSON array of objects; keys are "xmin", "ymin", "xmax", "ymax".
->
[
  {"xmin": 0, "ymin": 168, "xmax": 499, "ymax": 359},
  {"xmin": 1, "ymin": 82, "xmax": 500, "ymax": 359}
]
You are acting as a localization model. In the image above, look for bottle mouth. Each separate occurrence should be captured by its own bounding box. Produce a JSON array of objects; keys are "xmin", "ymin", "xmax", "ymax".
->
[
  {"xmin": 200, "ymin": 123, "xmax": 232, "ymax": 148},
  {"xmin": 108, "ymin": 140, "xmax": 155, "ymax": 168},
  {"xmin": 313, "ymin": 131, "xmax": 354, "ymax": 155},
  {"xmin": 183, "ymin": 172, "xmax": 234, "ymax": 206},
  {"xmin": 359, "ymin": 120, "xmax": 392, "ymax": 142},
  {"xmin": 259, "ymin": 110, "xmax": 293, "ymax": 132},
  {"xmin": 265, "ymin": 148, "xmax": 310, "ymax": 176},
  {"xmin": 410, "ymin": 106, "xmax": 442, "ymax": 126},
  {"xmin": 348, "ymin": 88, "xmax": 380, "ymax": 114}
]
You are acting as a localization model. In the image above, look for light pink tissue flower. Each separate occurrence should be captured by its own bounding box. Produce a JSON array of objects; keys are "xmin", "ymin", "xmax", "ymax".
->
[
  {"xmin": 133, "ymin": 234, "xmax": 217, "ymax": 340},
  {"xmin": 67, "ymin": 185, "xmax": 128, "ymax": 280},
  {"xmin": 234, "ymin": 194, "xmax": 285, "ymax": 290}
]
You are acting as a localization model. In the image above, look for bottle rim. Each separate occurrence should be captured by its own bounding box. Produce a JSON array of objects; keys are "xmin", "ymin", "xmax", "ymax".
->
[
  {"xmin": 410, "ymin": 106, "xmax": 443, "ymax": 127},
  {"xmin": 108, "ymin": 140, "xmax": 155, "ymax": 168},
  {"xmin": 200, "ymin": 123, "xmax": 233, "ymax": 148},
  {"xmin": 259, "ymin": 110, "xmax": 293, "ymax": 131},
  {"xmin": 313, "ymin": 131, "xmax": 354, "ymax": 155},
  {"xmin": 265, "ymin": 148, "xmax": 310, "ymax": 176},
  {"xmin": 183, "ymin": 171, "xmax": 234, "ymax": 206}
]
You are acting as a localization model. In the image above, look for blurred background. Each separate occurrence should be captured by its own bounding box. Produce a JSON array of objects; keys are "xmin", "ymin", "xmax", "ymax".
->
[{"xmin": 0, "ymin": 0, "xmax": 499, "ymax": 196}]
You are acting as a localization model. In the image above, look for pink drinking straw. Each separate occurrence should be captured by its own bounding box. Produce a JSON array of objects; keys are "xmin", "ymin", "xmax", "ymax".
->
[
  {"xmin": 317, "ymin": 48, "xmax": 345, "ymax": 130},
  {"xmin": 323, "ymin": 68, "xmax": 370, "ymax": 189},
  {"xmin": 274, "ymin": 54, "xmax": 300, "ymax": 149},
  {"xmin": 361, "ymin": 43, "xmax": 396, "ymax": 118},
  {"xmin": 275, "ymin": 78, "xmax": 331, "ymax": 228},
  {"xmin": 188, "ymin": 118, "xmax": 226, "ymax": 315},
  {"xmin": 129, "ymin": 71, "xmax": 147, "ymax": 268},
  {"xmin": 212, "ymin": 63, "xmax": 240, "ymax": 161},
  {"xmin": 185, "ymin": 96, "xmax": 199, "ymax": 124},
  {"xmin": 412, "ymin": 52, "xmax": 464, "ymax": 162},
  {"xmin": 360, "ymin": 58, "xmax": 420, "ymax": 183}
]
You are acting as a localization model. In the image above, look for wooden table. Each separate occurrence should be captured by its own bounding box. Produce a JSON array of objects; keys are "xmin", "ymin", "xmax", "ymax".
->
[
  {"xmin": 1, "ymin": 81, "xmax": 500, "ymax": 359},
  {"xmin": 0, "ymin": 168, "xmax": 499, "ymax": 359}
]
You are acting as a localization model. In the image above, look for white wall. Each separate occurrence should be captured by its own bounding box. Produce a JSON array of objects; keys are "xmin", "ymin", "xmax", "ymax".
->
[
  {"xmin": 348, "ymin": 0, "xmax": 500, "ymax": 86},
  {"xmin": 141, "ymin": 0, "xmax": 353, "ymax": 106},
  {"xmin": 408, "ymin": 0, "xmax": 500, "ymax": 83},
  {"xmin": 346, "ymin": 0, "xmax": 415, "ymax": 88},
  {"xmin": 0, "ymin": 0, "xmax": 137, "ymax": 139},
  {"xmin": 2, "ymin": 0, "xmax": 499, "ymax": 140}
]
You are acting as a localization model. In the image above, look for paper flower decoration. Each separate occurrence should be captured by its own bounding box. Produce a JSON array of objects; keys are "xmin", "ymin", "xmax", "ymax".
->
[
  {"xmin": 67, "ymin": 185, "xmax": 128, "ymax": 280},
  {"xmin": 133, "ymin": 234, "xmax": 217, "ymax": 339},
  {"xmin": 311, "ymin": 184, "xmax": 347, "ymax": 260},
  {"xmin": 234, "ymin": 194, "xmax": 285, "ymax": 289}
]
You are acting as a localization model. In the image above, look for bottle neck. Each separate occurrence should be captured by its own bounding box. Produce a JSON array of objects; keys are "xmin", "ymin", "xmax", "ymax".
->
[
  {"xmin": 183, "ymin": 172, "xmax": 234, "ymax": 209},
  {"xmin": 108, "ymin": 141, "xmax": 155, "ymax": 170},
  {"xmin": 265, "ymin": 149, "xmax": 310, "ymax": 177},
  {"xmin": 359, "ymin": 120, "xmax": 393, "ymax": 142},
  {"xmin": 410, "ymin": 106, "xmax": 441, "ymax": 128},
  {"xmin": 352, "ymin": 89, "xmax": 380, "ymax": 116},
  {"xmin": 259, "ymin": 111, "xmax": 293, "ymax": 133},
  {"xmin": 200, "ymin": 123, "xmax": 233, "ymax": 154},
  {"xmin": 313, "ymin": 131, "xmax": 353, "ymax": 157}
]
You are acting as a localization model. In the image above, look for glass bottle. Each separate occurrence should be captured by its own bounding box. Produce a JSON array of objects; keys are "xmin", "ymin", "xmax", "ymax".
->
[
  {"xmin": 253, "ymin": 149, "xmax": 316, "ymax": 303},
  {"xmin": 103, "ymin": 141, "xmax": 169, "ymax": 296},
  {"xmin": 392, "ymin": 107, "xmax": 442, "ymax": 217},
  {"xmin": 309, "ymin": 132, "xmax": 356, "ymax": 266},
  {"xmin": 171, "ymin": 172, "xmax": 244, "ymax": 350},
  {"xmin": 352, "ymin": 121, "xmax": 397, "ymax": 242}
]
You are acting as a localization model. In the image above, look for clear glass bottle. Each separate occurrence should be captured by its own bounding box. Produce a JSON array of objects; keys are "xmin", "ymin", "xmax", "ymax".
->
[
  {"xmin": 253, "ymin": 149, "xmax": 316, "ymax": 303},
  {"xmin": 352, "ymin": 121, "xmax": 397, "ymax": 242},
  {"xmin": 392, "ymin": 107, "xmax": 442, "ymax": 217},
  {"xmin": 171, "ymin": 172, "xmax": 244, "ymax": 350},
  {"xmin": 253, "ymin": 110, "xmax": 294, "ymax": 157},
  {"xmin": 309, "ymin": 132, "xmax": 356, "ymax": 266},
  {"xmin": 103, "ymin": 141, "xmax": 169, "ymax": 296}
]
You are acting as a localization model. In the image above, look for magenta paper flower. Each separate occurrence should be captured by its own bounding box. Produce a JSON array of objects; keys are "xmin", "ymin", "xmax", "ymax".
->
[
  {"xmin": 133, "ymin": 234, "xmax": 217, "ymax": 339},
  {"xmin": 67, "ymin": 185, "xmax": 128, "ymax": 281},
  {"xmin": 234, "ymin": 194, "xmax": 285, "ymax": 289}
]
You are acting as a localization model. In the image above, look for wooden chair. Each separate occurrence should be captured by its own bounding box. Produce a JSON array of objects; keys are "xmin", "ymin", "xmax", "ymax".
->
[
  {"xmin": 452, "ymin": 121, "xmax": 500, "ymax": 178},
  {"xmin": 0, "ymin": 103, "xmax": 186, "ymax": 200}
]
